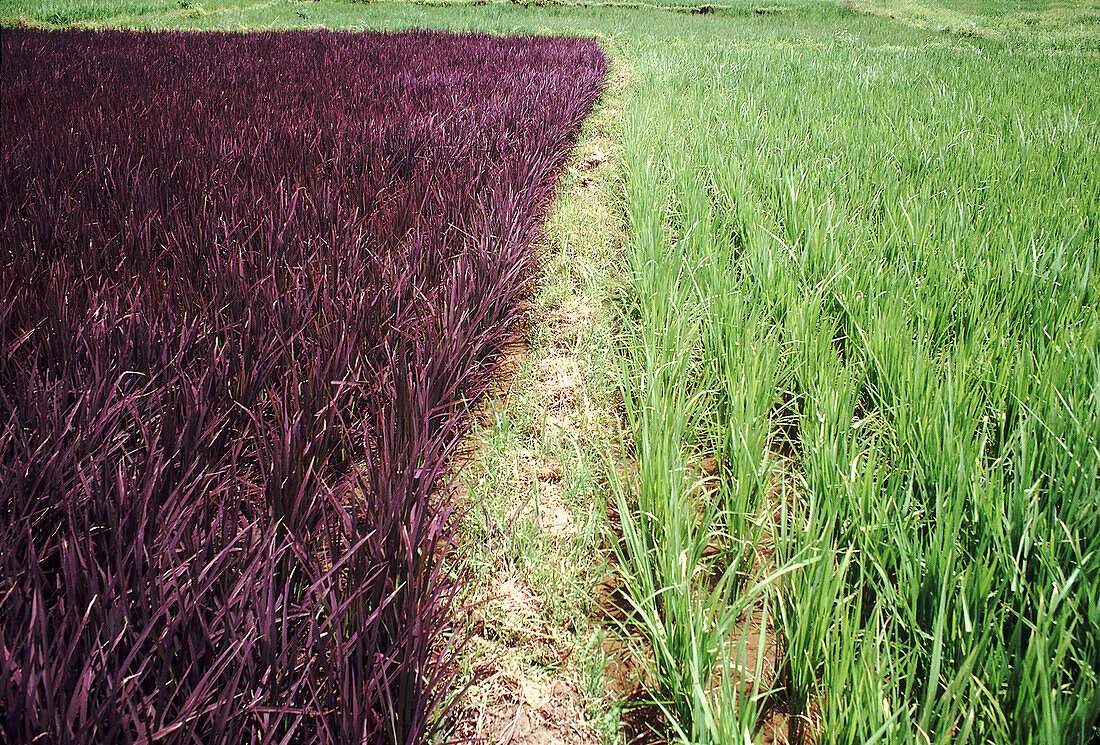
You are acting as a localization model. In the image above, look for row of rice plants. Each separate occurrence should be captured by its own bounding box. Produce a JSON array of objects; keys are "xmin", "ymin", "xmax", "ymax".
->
[
  {"xmin": 1, "ymin": 29, "xmax": 606, "ymax": 744},
  {"xmin": 613, "ymin": 29, "xmax": 1099, "ymax": 745}
]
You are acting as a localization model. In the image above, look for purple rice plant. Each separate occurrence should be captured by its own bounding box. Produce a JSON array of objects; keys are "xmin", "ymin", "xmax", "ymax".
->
[{"xmin": 1, "ymin": 28, "xmax": 607, "ymax": 745}]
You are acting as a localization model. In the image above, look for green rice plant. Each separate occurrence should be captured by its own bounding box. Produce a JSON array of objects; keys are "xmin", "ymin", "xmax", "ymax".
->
[{"xmin": 611, "ymin": 10, "xmax": 1099, "ymax": 744}]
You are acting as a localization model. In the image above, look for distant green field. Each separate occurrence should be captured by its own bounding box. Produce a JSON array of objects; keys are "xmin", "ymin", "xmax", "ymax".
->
[
  {"xmin": 3, "ymin": 2, "xmax": 1097, "ymax": 743},
  {"xmin": 848, "ymin": 0, "xmax": 1100, "ymax": 48},
  {"xmin": 0, "ymin": 0, "xmax": 179, "ymax": 26}
]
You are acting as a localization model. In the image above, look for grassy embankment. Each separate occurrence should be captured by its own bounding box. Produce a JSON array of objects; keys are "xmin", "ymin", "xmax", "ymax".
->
[{"xmin": 4, "ymin": 2, "xmax": 1097, "ymax": 743}]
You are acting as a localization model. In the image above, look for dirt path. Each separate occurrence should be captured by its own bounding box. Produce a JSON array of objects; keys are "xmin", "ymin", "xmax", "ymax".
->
[{"xmin": 449, "ymin": 59, "xmax": 632, "ymax": 745}]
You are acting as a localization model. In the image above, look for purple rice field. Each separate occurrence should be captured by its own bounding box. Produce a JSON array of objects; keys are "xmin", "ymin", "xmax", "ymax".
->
[{"xmin": 0, "ymin": 29, "xmax": 606, "ymax": 744}]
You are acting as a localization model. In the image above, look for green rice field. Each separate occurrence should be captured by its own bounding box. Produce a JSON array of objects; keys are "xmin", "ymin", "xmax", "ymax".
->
[{"xmin": 613, "ymin": 9, "xmax": 1099, "ymax": 743}]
